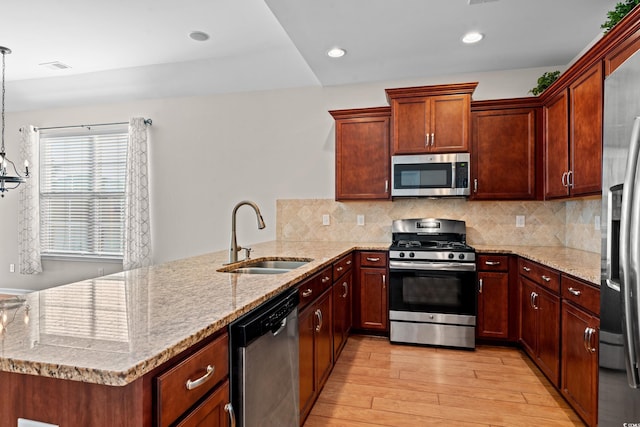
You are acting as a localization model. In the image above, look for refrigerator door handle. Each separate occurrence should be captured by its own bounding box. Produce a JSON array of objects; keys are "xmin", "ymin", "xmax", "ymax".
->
[{"xmin": 620, "ymin": 116, "xmax": 640, "ymax": 388}]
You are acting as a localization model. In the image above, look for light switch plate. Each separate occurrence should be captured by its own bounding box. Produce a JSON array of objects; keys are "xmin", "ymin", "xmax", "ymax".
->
[
  {"xmin": 357, "ymin": 214, "xmax": 365, "ymax": 226},
  {"xmin": 322, "ymin": 214, "xmax": 330, "ymax": 226},
  {"xmin": 18, "ymin": 419, "xmax": 59, "ymax": 427},
  {"xmin": 516, "ymin": 215, "xmax": 525, "ymax": 228}
]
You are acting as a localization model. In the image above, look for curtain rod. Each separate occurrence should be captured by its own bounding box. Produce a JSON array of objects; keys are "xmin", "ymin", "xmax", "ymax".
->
[{"xmin": 33, "ymin": 118, "xmax": 152, "ymax": 132}]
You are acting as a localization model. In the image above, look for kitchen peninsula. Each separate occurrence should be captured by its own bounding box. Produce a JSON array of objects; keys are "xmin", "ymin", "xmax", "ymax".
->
[{"xmin": 0, "ymin": 240, "xmax": 598, "ymax": 426}]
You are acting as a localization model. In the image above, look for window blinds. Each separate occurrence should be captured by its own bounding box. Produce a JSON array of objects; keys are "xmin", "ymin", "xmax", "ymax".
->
[{"xmin": 40, "ymin": 130, "xmax": 128, "ymax": 258}]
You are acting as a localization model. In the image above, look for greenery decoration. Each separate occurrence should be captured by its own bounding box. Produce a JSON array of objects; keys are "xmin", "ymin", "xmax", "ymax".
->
[
  {"xmin": 602, "ymin": 0, "xmax": 640, "ymax": 33},
  {"xmin": 529, "ymin": 71, "xmax": 561, "ymax": 96}
]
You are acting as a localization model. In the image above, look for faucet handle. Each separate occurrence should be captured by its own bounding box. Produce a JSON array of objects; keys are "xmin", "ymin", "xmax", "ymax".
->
[{"xmin": 243, "ymin": 247, "xmax": 252, "ymax": 260}]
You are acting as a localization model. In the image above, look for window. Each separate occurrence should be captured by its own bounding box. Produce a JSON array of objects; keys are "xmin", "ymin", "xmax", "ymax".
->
[{"xmin": 39, "ymin": 128, "xmax": 128, "ymax": 259}]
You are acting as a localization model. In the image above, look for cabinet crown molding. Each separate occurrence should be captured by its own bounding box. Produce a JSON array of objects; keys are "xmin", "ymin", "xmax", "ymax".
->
[{"xmin": 385, "ymin": 82, "xmax": 479, "ymax": 103}]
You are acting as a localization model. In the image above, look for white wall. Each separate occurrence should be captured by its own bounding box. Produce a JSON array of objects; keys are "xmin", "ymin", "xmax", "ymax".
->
[{"xmin": 0, "ymin": 66, "xmax": 558, "ymax": 291}]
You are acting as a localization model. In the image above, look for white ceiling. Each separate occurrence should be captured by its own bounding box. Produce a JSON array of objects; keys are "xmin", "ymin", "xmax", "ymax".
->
[{"xmin": 1, "ymin": 0, "xmax": 619, "ymax": 111}]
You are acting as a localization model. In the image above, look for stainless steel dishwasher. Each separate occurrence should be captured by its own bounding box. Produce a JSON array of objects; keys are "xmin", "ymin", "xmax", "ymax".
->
[{"xmin": 229, "ymin": 287, "xmax": 299, "ymax": 427}]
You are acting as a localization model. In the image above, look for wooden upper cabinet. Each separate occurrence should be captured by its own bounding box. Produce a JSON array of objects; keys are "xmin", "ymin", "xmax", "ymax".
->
[
  {"xmin": 471, "ymin": 99, "xmax": 539, "ymax": 200},
  {"xmin": 569, "ymin": 62, "xmax": 603, "ymax": 197},
  {"xmin": 544, "ymin": 90, "xmax": 570, "ymax": 199},
  {"xmin": 330, "ymin": 107, "xmax": 391, "ymax": 201},
  {"xmin": 386, "ymin": 83, "xmax": 477, "ymax": 154},
  {"xmin": 544, "ymin": 63, "xmax": 602, "ymax": 199}
]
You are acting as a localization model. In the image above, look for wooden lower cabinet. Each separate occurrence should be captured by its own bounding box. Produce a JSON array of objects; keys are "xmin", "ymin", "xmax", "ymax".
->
[
  {"xmin": 560, "ymin": 278, "xmax": 600, "ymax": 427},
  {"xmin": 175, "ymin": 379, "xmax": 230, "ymax": 427},
  {"xmin": 333, "ymin": 272, "xmax": 353, "ymax": 359},
  {"xmin": 519, "ymin": 276, "xmax": 561, "ymax": 387},
  {"xmin": 299, "ymin": 287, "xmax": 333, "ymax": 423},
  {"xmin": 477, "ymin": 271, "xmax": 509, "ymax": 339},
  {"xmin": 354, "ymin": 251, "xmax": 388, "ymax": 332}
]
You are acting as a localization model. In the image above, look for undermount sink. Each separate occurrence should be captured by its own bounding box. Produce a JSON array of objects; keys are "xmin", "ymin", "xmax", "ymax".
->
[{"xmin": 218, "ymin": 257, "xmax": 312, "ymax": 274}]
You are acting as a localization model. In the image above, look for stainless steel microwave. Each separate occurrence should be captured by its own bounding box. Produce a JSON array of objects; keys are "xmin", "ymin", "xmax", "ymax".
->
[{"xmin": 391, "ymin": 153, "xmax": 470, "ymax": 197}]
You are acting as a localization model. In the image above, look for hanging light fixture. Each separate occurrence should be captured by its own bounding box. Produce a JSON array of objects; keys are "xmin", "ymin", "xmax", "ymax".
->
[{"xmin": 0, "ymin": 46, "xmax": 28, "ymax": 197}]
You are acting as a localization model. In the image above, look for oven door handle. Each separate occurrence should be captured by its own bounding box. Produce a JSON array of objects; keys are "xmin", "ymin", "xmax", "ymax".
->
[{"xmin": 389, "ymin": 260, "xmax": 476, "ymax": 272}]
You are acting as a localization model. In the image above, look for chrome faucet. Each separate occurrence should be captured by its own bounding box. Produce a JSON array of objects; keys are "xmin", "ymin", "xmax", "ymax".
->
[{"xmin": 229, "ymin": 200, "xmax": 266, "ymax": 264}]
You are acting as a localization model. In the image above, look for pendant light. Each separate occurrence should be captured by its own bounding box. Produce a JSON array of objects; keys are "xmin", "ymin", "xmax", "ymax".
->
[{"xmin": 0, "ymin": 46, "xmax": 28, "ymax": 197}]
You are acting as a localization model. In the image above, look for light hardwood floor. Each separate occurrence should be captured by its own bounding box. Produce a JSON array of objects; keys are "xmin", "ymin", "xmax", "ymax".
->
[{"xmin": 304, "ymin": 335, "xmax": 584, "ymax": 427}]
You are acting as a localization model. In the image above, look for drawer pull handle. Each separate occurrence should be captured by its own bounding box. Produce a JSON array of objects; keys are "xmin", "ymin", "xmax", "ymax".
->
[
  {"xmin": 523, "ymin": 266, "xmax": 531, "ymax": 272},
  {"xmin": 485, "ymin": 261, "xmax": 501, "ymax": 266},
  {"xmin": 478, "ymin": 278, "xmax": 483, "ymax": 293},
  {"xmin": 382, "ymin": 274, "xmax": 386, "ymax": 290},
  {"xmin": 568, "ymin": 287, "xmax": 582, "ymax": 296},
  {"xmin": 366, "ymin": 257, "xmax": 381, "ymax": 262},
  {"xmin": 541, "ymin": 275, "xmax": 551, "ymax": 282},
  {"xmin": 342, "ymin": 282, "xmax": 348, "ymax": 298},
  {"xmin": 186, "ymin": 365, "xmax": 215, "ymax": 390},
  {"xmin": 337, "ymin": 266, "xmax": 343, "ymax": 272},
  {"xmin": 322, "ymin": 276, "xmax": 331, "ymax": 283},
  {"xmin": 225, "ymin": 403, "xmax": 237, "ymax": 427},
  {"xmin": 346, "ymin": 260, "xmax": 352, "ymax": 265},
  {"xmin": 302, "ymin": 288, "xmax": 313, "ymax": 298}
]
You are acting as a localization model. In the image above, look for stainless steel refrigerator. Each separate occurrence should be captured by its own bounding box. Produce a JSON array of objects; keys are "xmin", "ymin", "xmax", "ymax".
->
[{"xmin": 600, "ymin": 49, "xmax": 640, "ymax": 425}]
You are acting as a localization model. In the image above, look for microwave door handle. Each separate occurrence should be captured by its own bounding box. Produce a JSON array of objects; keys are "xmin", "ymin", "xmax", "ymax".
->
[{"xmin": 620, "ymin": 116, "xmax": 640, "ymax": 388}]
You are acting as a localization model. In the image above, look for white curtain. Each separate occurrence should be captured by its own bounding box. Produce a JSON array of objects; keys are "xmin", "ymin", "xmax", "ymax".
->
[
  {"xmin": 18, "ymin": 125, "xmax": 42, "ymax": 274},
  {"xmin": 123, "ymin": 117, "xmax": 152, "ymax": 270}
]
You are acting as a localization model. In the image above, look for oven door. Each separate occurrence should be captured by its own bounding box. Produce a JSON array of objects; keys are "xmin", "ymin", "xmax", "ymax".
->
[{"xmin": 389, "ymin": 263, "xmax": 477, "ymax": 317}]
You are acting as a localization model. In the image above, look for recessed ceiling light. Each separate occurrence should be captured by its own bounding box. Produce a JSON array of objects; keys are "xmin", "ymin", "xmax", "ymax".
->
[
  {"xmin": 327, "ymin": 47, "xmax": 346, "ymax": 58},
  {"xmin": 462, "ymin": 32, "xmax": 484, "ymax": 44},
  {"xmin": 189, "ymin": 31, "xmax": 210, "ymax": 42},
  {"xmin": 39, "ymin": 61, "xmax": 72, "ymax": 70}
]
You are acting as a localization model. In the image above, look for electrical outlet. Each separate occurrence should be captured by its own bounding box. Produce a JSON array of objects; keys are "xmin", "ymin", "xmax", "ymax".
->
[
  {"xmin": 9, "ymin": 263, "xmax": 15, "ymax": 273},
  {"xmin": 516, "ymin": 215, "xmax": 525, "ymax": 228},
  {"xmin": 595, "ymin": 215, "xmax": 601, "ymax": 231},
  {"xmin": 357, "ymin": 214, "xmax": 365, "ymax": 226},
  {"xmin": 322, "ymin": 214, "xmax": 330, "ymax": 226}
]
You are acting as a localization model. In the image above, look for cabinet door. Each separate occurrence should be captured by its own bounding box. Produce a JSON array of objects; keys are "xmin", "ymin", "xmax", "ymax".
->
[
  {"xmin": 561, "ymin": 301, "xmax": 599, "ymax": 427},
  {"xmin": 335, "ymin": 112, "xmax": 390, "ymax": 200},
  {"xmin": 175, "ymin": 380, "xmax": 230, "ymax": 427},
  {"xmin": 430, "ymin": 94, "xmax": 470, "ymax": 153},
  {"xmin": 314, "ymin": 288, "xmax": 333, "ymax": 390},
  {"xmin": 359, "ymin": 268, "xmax": 388, "ymax": 331},
  {"xmin": 569, "ymin": 62, "xmax": 603, "ymax": 197},
  {"xmin": 298, "ymin": 305, "xmax": 316, "ymax": 420},
  {"xmin": 536, "ymin": 286, "xmax": 561, "ymax": 387},
  {"xmin": 477, "ymin": 272, "xmax": 509, "ymax": 339},
  {"xmin": 391, "ymin": 97, "xmax": 430, "ymax": 154},
  {"xmin": 544, "ymin": 90, "xmax": 570, "ymax": 199},
  {"xmin": 333, "ymin": 274, "xmax": 352, "ymax": 360},
  {"xmin": 471, "ymin": 108, "xmax": 537, "ymax": 200},
  {"xmin": 519, "ymin": 277, "xmax": 538, "ymax": 358}
]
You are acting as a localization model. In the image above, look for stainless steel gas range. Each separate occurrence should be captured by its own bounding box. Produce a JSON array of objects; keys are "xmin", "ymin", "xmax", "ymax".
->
[{"xmin": 388, "ymin": 218, "xmax": 477, "ymax": 349}]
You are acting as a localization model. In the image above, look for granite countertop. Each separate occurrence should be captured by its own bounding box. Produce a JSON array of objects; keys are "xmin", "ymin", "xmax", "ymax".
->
[
  {"xmin": 473, "ymin": 245, "xmax": 600, "ymax": 285},
  {"xmin": 0, "ymin": 240, "xmax": 599, "ymax": 387},
  {"xmin": 0, "ymin": 241, "xmax": 387, "ymax": 386}
]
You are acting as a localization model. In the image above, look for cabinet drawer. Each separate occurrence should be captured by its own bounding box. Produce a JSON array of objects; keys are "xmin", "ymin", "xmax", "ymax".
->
[
  {"xmin": 333, "ymin": 254, "xmax": 353, "ymax": 280},
  {"xmin": 157, "ymin": 332, "xmax": 229, "ymax": 427},
  {"xmin": 359, "ymin": 251, "xmax": 387, "ymax": 268},
  {"xmin": 297, "ymin": 266, "xmax": 333, "ymax": 310},
  {"xmin": 562, "ymin": 275, "xmax": 600, "ymax": 315},
  {"xmin": 519, "ymin": 258, "xmax": 560, "ymax": 293},
  {"xmin": 478, "ymin": 254, "xmax": 509, "ymax": 272}
]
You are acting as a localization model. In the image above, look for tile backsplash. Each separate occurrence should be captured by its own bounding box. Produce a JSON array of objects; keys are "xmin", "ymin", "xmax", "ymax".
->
[{"xmin": 277, "ymin": 197, "xmax": 601, "ymax": 254}]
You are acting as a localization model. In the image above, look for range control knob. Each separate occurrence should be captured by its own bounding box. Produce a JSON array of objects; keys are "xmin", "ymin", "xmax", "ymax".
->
[
  {"xmin": 448, "ymin": 253, "xmax": 454, "ymax": 259},
  {"xmin": 399, "ymin": 252, "xmax": 405, "ymax": 258},
  {"xmin": 459, "ymin": 254, "xmax": 465, "ymax": 260},
  {"xmin": 409, "ymin": 252, "xmax": 415, "ymax": 258}
]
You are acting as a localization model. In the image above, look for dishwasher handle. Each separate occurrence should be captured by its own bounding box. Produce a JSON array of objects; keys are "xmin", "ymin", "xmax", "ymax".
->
[{"xmin": 271, "ymin": 318, "xmax": 287, "ymax": 336}]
